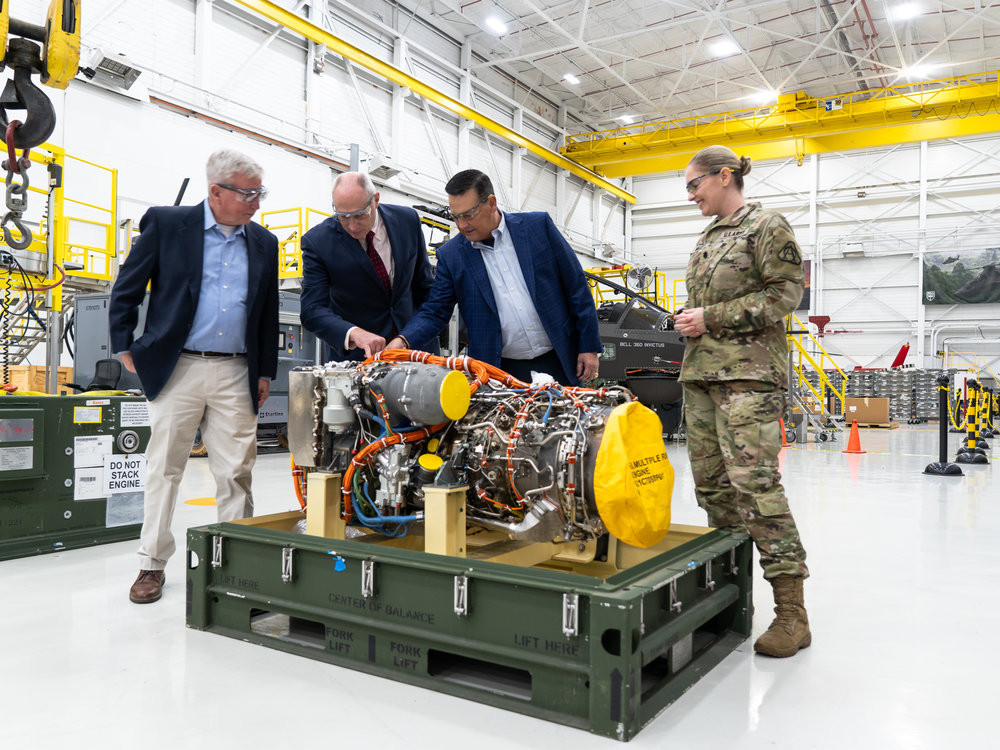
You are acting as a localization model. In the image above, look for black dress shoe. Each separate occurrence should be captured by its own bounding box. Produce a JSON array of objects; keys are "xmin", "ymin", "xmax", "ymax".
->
[{"xmin": 129, "ymin": 570, "xmax": 165, "ymax": 603}]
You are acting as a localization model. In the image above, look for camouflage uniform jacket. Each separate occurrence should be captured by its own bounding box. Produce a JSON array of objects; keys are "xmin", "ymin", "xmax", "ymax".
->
[{"xmin": 679, "ymin": 202, "xmax": 804, "ymax": 386}]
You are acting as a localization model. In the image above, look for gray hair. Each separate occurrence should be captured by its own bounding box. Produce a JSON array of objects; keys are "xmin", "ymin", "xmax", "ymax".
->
[
  {"xmin": 689, "ymin": 145, "xmax": 751, "ymax": 191},
  {"xmin": 206, "ymin": 149, "xmax": 264, "ymax": 184},
  {"xmin": 332, "ymin": 171, "xmax": 376, "ymax": 201}
]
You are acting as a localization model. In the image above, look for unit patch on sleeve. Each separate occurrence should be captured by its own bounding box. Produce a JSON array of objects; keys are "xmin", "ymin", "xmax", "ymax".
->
[{"xmin": 778, "ymin": 242, "xmax": 802, "ymax": 265}]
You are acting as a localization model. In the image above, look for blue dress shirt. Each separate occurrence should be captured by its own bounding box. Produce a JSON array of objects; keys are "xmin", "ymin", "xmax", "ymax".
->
[
  {"xmin": 184, "ymin": 200, "xmax": 249, "ymax": 353},
  {"xmin": 473, "ymin": 212, "xmax": 552, "ymax": 359}
]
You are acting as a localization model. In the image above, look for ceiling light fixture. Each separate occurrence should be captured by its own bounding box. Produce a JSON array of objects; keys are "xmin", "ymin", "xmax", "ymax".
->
[
  {"xmin": 749, "ymin": 90, "xmax": 778, "ymax": 106},
  {"xmin": 485, "ymin": 16, "xmax": 508, "ymax": 35},
  {"xmin": 901, "ymin": 64, "xmax": 934, "ymax": 80},
  {"xmin": 619, "ymin": 114, "xmax": 635, "ymax": 124},
  {"xmin": 889, "ymin": 3, "xmax": 921, "ymax": 21},
  {"xmin": 709, "ymin": 38, "xmax": 740, "ymax": 58},
  {"xmin": 563, "ymin": 73, "xmax": 580, "ymax": 85}
]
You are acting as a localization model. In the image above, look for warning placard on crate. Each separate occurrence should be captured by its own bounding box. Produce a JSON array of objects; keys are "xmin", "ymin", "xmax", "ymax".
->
[
  {"xmin": 74, "ymin": 406, "xmax": 102, "ymax": 424},
  {"xmin": 103, "ymin": 454, "xmax": 147, "ymax": 495},
  {"xmin": 74, "ymin": 467, "xmax": 105, "ymax": 500},
  {"xmin": 74, "ymin": 435, "xmax": 113, "ymax": 468},
  {"xmin": 120, "ymin": 401, "xmax": 150, "ymax": 427},
  {"xmin": 0, "ymin": 446, "xmax": 33, "ymax": 472}
]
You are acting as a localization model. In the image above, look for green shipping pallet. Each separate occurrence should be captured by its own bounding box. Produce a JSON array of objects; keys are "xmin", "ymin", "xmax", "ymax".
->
[
  {"xmin": 187, "ymin": 514, "xmax": 751, "ymax": 741},
  {"xmin": 0, "ymin": 394, "xmax": 151, "ymax": 560}
]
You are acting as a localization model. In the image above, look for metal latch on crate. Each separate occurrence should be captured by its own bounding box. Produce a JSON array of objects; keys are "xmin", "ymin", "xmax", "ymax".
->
[
  {"xmin": 669, "ymin": 579, "xmax": 682, "ymax": 613},
  {"xmin": 454, "ymin": 574, "xmax": 469, "ymax": 617},
  {"xmin": 281, "ymin": 547, "xmax": 294, "ymax": 583},
  {"xmin": 729, "ymin": 548, "xmax": 739, "ymax": 575},
  {"xmin": 701, "ymin": 560, "xmax": 716, "ymax": 591},
  {"xmin": 211, "ymin": 536, "xmax": 223, "ymax": 568},
  {"xmin": 562, "ymin": 593, "xmax": 580, "ymax": 638},
  {"xmin": 361, "ymin": 560, "xmax": 375, "ymax": 599}
]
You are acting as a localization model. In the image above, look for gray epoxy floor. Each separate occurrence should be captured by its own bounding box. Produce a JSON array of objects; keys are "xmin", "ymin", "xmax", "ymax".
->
[{"xmin": 2, "ymin": 425, "xmax": 998, "ymax": 748}]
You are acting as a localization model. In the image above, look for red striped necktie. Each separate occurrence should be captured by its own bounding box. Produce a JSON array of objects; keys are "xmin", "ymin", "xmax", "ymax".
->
[{"xmin": 366, "ymin": 230, "xmax": 391, "ymax": 294}]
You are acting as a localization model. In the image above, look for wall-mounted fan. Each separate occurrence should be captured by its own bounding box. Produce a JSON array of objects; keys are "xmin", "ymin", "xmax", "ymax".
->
[{"xmin": 625, "ymin": 265, "xmax": 653, "ymax": 292}]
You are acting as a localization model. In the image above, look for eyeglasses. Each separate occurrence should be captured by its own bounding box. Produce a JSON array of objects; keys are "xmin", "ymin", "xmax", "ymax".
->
[
  {"xmin": 685, "ymin": 169, "xmax": 722, "ymax": 194},
  {"xmin": 334, "ymin": 195, "xmax": 375, "ymax": 223},
  {"xmin": 216, "ymin": 184, "xmax": 269, "ymax": 202},
  {"xmin": 447, "ymin": 194, "xmax": 493, "ymax": 223}
]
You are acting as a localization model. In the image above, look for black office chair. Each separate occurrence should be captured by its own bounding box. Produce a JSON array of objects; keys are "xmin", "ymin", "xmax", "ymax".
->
[{"xmin": 65, "ymin": 358, "xmax": 124, "ymax": 392}]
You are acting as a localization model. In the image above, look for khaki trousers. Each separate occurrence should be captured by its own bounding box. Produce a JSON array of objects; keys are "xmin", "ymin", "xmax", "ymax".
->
[{"xmin": 139, "ymin": 354, "xmax": 258, "ymax": 570}]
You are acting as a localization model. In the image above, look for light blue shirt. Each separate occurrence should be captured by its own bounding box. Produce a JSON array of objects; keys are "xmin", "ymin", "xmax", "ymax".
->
[
  {"xmin": 473, "ymin": 212, "xmax": 552, "ymax": 359},
  {"xmin": 184, "ymin": 200, "xmax": 249, "ymax": 353}
]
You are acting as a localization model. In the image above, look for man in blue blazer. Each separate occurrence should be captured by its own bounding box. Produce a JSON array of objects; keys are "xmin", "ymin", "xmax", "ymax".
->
[
  {"xmin": 389, "ymin": 169, "xmax": 601, "ymax": 385},
  {"xmin": 300, "ymin": 171, "xmax": 436, "ymax": 360},
  {"xmin": 109, "ymin": 149, "xmax": 279, "ymax": 604}
]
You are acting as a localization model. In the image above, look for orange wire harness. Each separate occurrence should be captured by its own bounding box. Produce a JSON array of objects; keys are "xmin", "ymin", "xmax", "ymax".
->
[{"xmin": 290, "ymin": 455, "xmax": 307, "ymax": 510}]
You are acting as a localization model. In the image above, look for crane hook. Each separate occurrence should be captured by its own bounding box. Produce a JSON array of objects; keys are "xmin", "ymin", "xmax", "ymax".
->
[{"xmin": 0, "ymin": 40, "xmax": 58, "ymax": 150}]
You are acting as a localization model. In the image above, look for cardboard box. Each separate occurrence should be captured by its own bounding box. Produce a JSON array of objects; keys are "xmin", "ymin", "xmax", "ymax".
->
[
  {"xmin": 4, "ymin": 365, "xmax": 73, "ymax": 394},
  {"xmin": 845, "ymin": 396, "xmax": 890, "ymax": 424}
]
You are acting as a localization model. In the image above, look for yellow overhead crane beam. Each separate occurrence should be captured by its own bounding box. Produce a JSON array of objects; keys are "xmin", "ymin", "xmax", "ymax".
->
[
  {"xmin": 562, "ymin": 72, "xmax": 1000, "ymax": 177},
  {"xmin": 232, "ymin": 0, "xmax": 635, "ymax": 204}
]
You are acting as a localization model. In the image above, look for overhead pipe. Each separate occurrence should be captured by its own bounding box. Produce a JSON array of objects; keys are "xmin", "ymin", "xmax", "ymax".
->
[
  {"xmin": 930, "ymin": 323, "xmax": 1000, "ymax": 361},
  {"xmin": 232, "ymin": 0, "xmax": 635, "ymax": 204}
]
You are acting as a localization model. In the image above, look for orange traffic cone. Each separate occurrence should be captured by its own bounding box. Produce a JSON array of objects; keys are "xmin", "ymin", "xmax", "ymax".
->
[
  {"xmin": 780, "ymin": 419, "xmax": 793, "ymax": 447},
  {"xmin": 842, "ymin": 419, "xmax": 866, "ymax": 454}
]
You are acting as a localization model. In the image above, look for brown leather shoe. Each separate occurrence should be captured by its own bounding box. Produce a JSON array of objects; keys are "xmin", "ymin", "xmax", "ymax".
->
[{"xmin": 129, "ymin": 570, "xmax": 165, "ymax": 603}]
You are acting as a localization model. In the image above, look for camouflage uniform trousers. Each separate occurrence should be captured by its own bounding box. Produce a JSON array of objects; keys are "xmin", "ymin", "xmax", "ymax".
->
[{"xmin": 683, "ymin": 379, "xmax": 809, "ymax": 579}]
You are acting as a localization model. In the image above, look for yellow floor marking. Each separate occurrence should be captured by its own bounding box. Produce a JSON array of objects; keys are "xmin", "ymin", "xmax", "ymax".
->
[{"xmin": 185, "ymin": 497, "xmax": 217, "ymax": 506}]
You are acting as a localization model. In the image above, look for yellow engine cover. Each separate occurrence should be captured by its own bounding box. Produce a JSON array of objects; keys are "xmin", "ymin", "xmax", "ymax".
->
[{"xmin": 593, "ymin": 401, "xmax": 673, "ymax": 548}]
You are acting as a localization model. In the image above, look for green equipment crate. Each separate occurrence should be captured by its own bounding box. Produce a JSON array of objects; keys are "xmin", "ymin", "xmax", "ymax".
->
[
  {"xmin": 187, "ymin": 514, "xmax": 752, "ymax": 741},
  {"xmin": 0, "ymin": 394, "xmax": 151, "ymax": 560}
]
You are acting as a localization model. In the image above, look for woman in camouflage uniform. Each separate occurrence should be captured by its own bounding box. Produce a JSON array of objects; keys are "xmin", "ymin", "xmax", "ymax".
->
[{"xmin": 673, "ymin": 145, "xmax": 811, "ymax": 658}]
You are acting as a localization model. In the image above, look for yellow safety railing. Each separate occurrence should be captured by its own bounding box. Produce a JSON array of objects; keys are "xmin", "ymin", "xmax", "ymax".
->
[
  {"xmin": 0, "ymin": 144, "xmax": 117, "ymax": 312},
  {"xmin": 259, "ymin": 208, "xmax": 449, "ymax": 278},
  {"xmin": 943, "ymin": 352, "xmax": 984, "ymax": 373},
  {"xmin": 985, "ymin": 363, "xmax": 1000, "ymax": 387},
  {"xmin": 787, "ymin": 313, "xmax": 848, "ymax": 412},
  {"xmin": 261, "ymin": 207, "xmax": 330, "ymax": 279},
  {"xmin": 586, "ymin": 265, "xmax": 671, "ymax": 310},
  {"xmin": 60, "ymin": 149, "xmax": 118, "ymax": 285},
  {"xmin": 671, "ymin": 278, "xmax": 687, "ymax": 312}
]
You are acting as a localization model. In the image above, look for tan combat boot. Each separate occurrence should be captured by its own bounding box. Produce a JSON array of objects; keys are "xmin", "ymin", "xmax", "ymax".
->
[{"xmin": 753, "ymin": 575, "xmax": 811, "ymax": 657}]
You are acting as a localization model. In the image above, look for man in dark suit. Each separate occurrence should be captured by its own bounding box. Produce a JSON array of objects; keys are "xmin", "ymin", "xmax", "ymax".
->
[
  {"xmin": 388, "ymin": 169, "xmax": 601, "ymax": 385},
  {"xmin": 109, "ymin": 149, "xmax": 279, "ymax": 604},
  {"xmin": 300, "ymin": 171, "xmax": 436, "ymax": 359}
]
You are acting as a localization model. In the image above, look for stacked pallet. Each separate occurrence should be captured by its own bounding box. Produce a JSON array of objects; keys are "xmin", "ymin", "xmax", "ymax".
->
[
  {"xmin": 3, "ymin": 365, "xmax": 74, "ymax": 394},
  {"xmin": 800, "ymin": 367, "xmax": 956, "ymax": 423}
]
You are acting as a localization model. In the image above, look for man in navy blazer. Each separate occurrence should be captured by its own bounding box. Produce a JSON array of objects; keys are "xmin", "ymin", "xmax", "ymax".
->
[
  {"xmin": 300, "ymin": 171, "xmax": 436, "ymax": 360},
  {"xmin": 389, "ymin": 169, "xmax": 601, "ymax": 385},
  {"xmin": 109, "ymin": 149, "xmax": 279, "ymax": 604}
]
